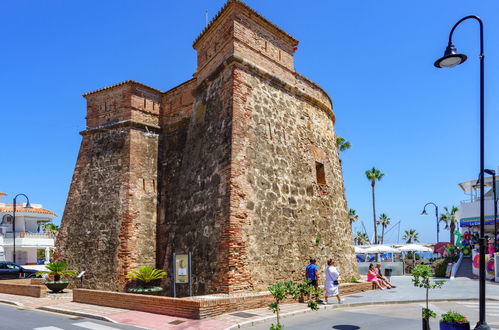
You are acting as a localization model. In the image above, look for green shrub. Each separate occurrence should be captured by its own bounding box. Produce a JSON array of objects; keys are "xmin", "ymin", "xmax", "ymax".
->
[{"xmin": 441, "ymin": 311, "xmax": 468, "ymax": 323}]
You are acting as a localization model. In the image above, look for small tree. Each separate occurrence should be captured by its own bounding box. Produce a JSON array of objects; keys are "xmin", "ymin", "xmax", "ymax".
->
[
  {"xmin": 411, "ymin": 264, "xmax": 445, "ymax": 329},
  {"xmin": 268, "ymin": 280, "xmax": 320, "ymax": 329}
]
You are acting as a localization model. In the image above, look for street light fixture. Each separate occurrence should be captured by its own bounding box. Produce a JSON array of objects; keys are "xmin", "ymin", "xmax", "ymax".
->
[
  {"xmin": 434, "ymin": 15, "xmax": 489, "ymax": 330},
  {"xmin": 421, "ymin": 202, "xmax": 439, "ymax": 243},
  {"xmin": 12, "ymin": 194, "xmax": 32, "ymax": 264},
  {"xmin": 484, "ymin": 169, "xmax": 497, "ymax": 252}
]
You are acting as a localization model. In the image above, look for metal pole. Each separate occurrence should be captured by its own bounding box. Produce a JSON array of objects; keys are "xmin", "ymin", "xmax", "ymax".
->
[
  {"xmin": 477, "ymin": 17, "xmax": 488, "ymax": 329},
  {"xmin": 493, "ymin": 174, "xmax": 497, "ymax": 252},
  {"xmin": 188, "ymin": 252, "xmax": 192, "ymax": 297},
  {"xmin": 436, "ymin": 205, "xmax": 440, "ymax": 243},
  {"xmin": 12, "ymin": 199, "xmax": 16, "ymax": 264},
  {"xmin": 173, "ymin": 253, "xmax": 176, "ymax": 298}
]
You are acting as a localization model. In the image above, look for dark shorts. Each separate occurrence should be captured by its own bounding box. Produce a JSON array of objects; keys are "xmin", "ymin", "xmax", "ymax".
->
[{"xmin": 309, "ymin": 279, "xmax": 318, "ymax": 287}]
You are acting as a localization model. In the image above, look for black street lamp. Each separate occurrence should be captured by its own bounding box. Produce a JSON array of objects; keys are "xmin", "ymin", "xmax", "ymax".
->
[
  {"xmin": 12, "ymin": 194, "xmax": 32, "ymax": 264},
  {"xmin": 421, "ymin": 202, "xmax": 439, "ymax": 243},
  {"xmin": 484, "ymin": 169, "xmax": 497, "ymax": 252},
  {"xmin": 434, "ymin": 15, "xmax": 489, "ymax": 330}
]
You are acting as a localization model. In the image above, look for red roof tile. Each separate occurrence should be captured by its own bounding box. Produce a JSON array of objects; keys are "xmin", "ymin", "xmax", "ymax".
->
[{"xmin": 0, "ymin": 207, "xmax": 56, "ymax": 216}]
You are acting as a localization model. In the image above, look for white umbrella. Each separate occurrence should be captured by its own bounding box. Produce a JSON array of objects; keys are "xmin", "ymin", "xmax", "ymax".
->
[
  {"xmin": 397, "ymin": 244, "xmax": 433, "ymax": 252},
  {"xmin": 362, "ymin": 245, "xmax": 400, "ymax": 253},
  {"xmin": 354, "ymin": 246, "xmax": 368, "ymax": 253}
]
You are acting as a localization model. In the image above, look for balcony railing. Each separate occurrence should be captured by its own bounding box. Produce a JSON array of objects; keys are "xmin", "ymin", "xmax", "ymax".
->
[{"xmin": 3, "ymin": 232, "xmax": 54, "ymax": 239}]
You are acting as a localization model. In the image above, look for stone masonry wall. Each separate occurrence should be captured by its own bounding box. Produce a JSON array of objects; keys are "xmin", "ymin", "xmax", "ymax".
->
[
  {"xmin": 157, "ymin": 68, "xmax": 234, "ymax": 296},
  {"xmin": 58, "ymin": 83, "xmax": 160, "ymax": 291},
  {"xmin": 230, "ymin": 66, "xmax": 357, "ymax": 291}
]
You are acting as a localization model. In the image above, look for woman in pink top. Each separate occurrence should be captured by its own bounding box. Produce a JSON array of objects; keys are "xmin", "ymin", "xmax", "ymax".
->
[{"xmin": 367, "ymin": 264, "xmax": 386, "ymax": 290}]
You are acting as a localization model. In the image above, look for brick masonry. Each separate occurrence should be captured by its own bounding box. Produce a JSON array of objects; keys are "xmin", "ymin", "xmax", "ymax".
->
[
  {"xmin": 0, "ymin": 279, "xmax": 47, "ymax": 298},
  {"xmin": 58, "ymin": 0, "xmax": 357, "ymax": 295},
  {"xmin": 73, "ymin": 282, "xmax": 371, "ymax": 319}
]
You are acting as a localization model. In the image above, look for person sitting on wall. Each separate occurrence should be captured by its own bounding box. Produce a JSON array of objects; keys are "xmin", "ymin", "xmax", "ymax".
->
[
  {"xmin": 367, "ymin": 264, "xmax": 386, "ymax": 290},
  {"xmin": 375, "ymin": 263, "xmax": 396, "ymax": 289}
]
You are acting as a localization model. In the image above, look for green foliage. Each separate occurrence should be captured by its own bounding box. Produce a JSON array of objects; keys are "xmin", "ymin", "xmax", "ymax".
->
[
  {"xmin": 402, "ymin": 229, "xmax": 420, "ymax": 243},
  {"xmin": 422, "ymin": 308, "xmax": 436, "ymax": 319},
  {"xmin": 433, "ymin": 256, "xmax": 459, "ymax": 277},
  {"xmin": 350, "ymin": 276, "xmax": 360, "ymax": 283},
  {"xmin": 268, "ymin": 280, "xmax": 319, "ymax": 329},
  {"xmin": 412, "ymin": 265, "xmax": 445, "ymax": 289},
  {"xmin": 336, "ymin": 136, "xmax": 352, "ymax": 152},
  {"xmin": 307, "ymin": 300, "xmax": 319, "ymax": 311},
  {"xmin": 315, "ymin": 234, "xmax": 322, "ymax": 244},
  {"xmin": 35, "ymin": 262, "xmax": 78, "ymax": 280},
  {"xmin": 348, "ymin": 209, "xmax": 359, "ymax": 224},
  {"xmin": 42, "ymin": 223, "xmax": 60, "ymax": 237},
  {"xmin": 126, "ymin": 266, "xmax": 166, "ymax": 285},
  {"xmin": 270, "ymin": 324, "xmax": 283, "ymax": 330},
  {"xmin": 441, "ymin": 311, "xmax": 468, "ymax": 324},
  {"xmin": 365, "ymin": 167, "xmax": 385, "ymax": 183},
  {"xmin": 412, "ymin": 264, "xmax": 445, "ymax": 320},
  {"xmin": 354, "ymin": 232, "xmax": 369, "ymax": 245}
]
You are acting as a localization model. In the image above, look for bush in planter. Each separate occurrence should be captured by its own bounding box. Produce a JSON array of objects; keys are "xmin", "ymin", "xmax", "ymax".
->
[
  {"xmin": 440, "ymin": 311, "xmax": 470, "ymax": 330},
  {"xmin": 35, "ymin": 261, "xmax": 78, "ymax": 293},
  {"xmin": 126, "ymin": 265, "xmax": 166, "ymax": 295}
]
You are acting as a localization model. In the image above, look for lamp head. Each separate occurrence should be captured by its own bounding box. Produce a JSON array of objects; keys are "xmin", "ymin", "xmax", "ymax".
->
[
  {"xmin": 484, "ymin": 169, "xmax": 496, "ymax": 176},
  {"xmin": 24, "ymin": 201, "xmax": 32, "ymax": 209},
  {"xmin": 421, "ymin": 209, "xmax": 428, "ymax": 216},
  {"xmin": 434, "ymin": 44, "xmax": 467, "ymax": 68}
]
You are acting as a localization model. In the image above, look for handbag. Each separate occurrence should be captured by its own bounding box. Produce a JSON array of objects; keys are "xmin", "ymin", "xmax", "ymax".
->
[{"xmin": 333, "ymin": 280, "xmax": 339, "ymax": 286}]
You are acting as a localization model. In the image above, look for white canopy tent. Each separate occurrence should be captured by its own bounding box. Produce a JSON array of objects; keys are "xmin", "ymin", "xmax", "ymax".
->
[{"xmin": 361, "ymin": 245, "xmax": 401, "ymax": 253}]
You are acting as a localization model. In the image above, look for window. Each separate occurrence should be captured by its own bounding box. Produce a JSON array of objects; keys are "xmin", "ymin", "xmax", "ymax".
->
[{"xmin": 315, "ymin": 162, "xmax": 326, "ymax": 184}]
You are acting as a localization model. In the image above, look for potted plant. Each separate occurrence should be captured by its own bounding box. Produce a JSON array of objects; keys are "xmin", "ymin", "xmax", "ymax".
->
[
  {"xmin": 126, "ymin": 265, "xmax": 166, "ymax": 295},
  {"xmin": 35, "ymin": 261, "xmax": 78, "ymax": 293},
  {"xmin": 440, "ymin": 311, "xmax": 470, "ymax": 330},
  {"xmin": 411, "ymin": 264, "xmax": 445, "ymax": 330}
]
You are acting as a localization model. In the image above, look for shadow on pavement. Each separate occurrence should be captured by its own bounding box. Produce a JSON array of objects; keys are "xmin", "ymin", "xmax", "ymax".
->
[{"xmin": 332, "ymin": 325, "xmax": 360, "ymax": 330}]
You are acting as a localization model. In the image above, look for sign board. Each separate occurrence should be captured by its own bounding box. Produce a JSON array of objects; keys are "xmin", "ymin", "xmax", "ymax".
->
[
  {"xmin": 172, "ymin": 252, "xmax": 192, "ymax": 297},
  {"xmin": 175, "ymin": 254, "xmax": 189, "ymax": 284}
]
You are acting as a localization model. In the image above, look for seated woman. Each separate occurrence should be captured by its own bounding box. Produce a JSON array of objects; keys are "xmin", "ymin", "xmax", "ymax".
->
[
  {"xmin": 367, "ymin": 264, "xmax": 386, "ymax": 290},
  {"xmin": 375, "ymin": 264, "xmax": 396, "ymax": 289}
]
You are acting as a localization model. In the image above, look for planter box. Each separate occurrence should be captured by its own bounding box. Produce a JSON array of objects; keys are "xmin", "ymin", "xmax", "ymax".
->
[{"xmin": 440, "ymin": 321, "xmax": 471, "ymax": 330}]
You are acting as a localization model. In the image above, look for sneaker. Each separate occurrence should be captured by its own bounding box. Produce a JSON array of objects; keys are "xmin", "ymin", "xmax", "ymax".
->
[{"xmin": 338, "ymin": 299, "xmax": 344, "ymax": 304}]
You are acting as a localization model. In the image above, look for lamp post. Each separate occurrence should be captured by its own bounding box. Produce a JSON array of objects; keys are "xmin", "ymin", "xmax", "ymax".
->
[
  {"xmin": 421, "ymin": 202, "xmax": 439, "ymax": 243},
  {"xmin": 434, "ymin": 15, "xmax": 489, "ymax": 330},
  {"xmin": 484, "ymin": 169, "xmax": 497, "ymax": 252},
  {"xmin": 12, "ymin": 194, "xmax": 32, "ymax": 264}
]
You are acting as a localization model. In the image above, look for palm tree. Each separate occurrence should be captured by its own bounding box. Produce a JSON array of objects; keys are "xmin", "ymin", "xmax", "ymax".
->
[
  {"xmin": 402, "ymin": 229, "xmax": 420, "ymax": 243},
  {"xmin": 377, "ymin": 213, "xmax": 391, "ymax": 244},
  {"xmin": 439, "ymin": 206, "xmax": 459, "ymax": 244},
  {"xmin": 336, "ymin": 136, "xmax": 351, "ymax": 152},
  {"xmin": 42, "ymin": 223, "xmax": 60, "ymax": 238},
  {"xmin": 349, "ymin": 208, "xmax": 359, "ymax": 225},
  {"xmin": 365, "ymin": 167, "xmax": 385, "ymax": 244},
  {"xmin": 354, "ymin": 232, "xmax": 369, "ymax": 245}
]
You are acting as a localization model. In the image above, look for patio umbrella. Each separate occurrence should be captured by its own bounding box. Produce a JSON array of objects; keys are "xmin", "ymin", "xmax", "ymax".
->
[
  {"xmin": 362, "ymin": 245, "xmax": 401, "ymax": 253},
  {"xmin": 354, "ymin": 246, "xmax": 368, "ymax": 253},
  {"xmin": 397, "ymin": 244, "xmax": 433, "ymax": 252}
]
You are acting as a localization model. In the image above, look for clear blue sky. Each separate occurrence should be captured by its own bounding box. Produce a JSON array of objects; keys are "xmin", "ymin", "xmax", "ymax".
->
[{"xmin": 1, "ymin": 1, "xmax": 498, "ymax": 244}]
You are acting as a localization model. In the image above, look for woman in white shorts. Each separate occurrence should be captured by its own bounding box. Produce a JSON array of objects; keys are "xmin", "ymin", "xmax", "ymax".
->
[{"xmin": 324, "ymin": 259, "xmax": 343, "ymax": 304}]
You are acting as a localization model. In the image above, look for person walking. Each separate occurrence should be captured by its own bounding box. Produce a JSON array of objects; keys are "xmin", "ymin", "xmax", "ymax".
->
[
  {"xmin": 324, "ymin": 259, "xmax": 342, "ymax": 304},
  {"xmin": 305, "ymin": 258, "xmax": 319, "ymax": 289}
]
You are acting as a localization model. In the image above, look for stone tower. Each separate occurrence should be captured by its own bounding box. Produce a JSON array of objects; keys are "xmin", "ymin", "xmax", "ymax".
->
[{"xmin": 58, "ymin": 0, "xmax": 357, "ymax": 295}]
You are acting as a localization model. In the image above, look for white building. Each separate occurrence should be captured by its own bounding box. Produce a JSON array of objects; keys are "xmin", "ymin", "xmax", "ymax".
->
[
  {"xmin": 0, "ymin": 192, "xmax": 56, "ymax": 265},
  {"xmin": 456, "ymin": 170, "xmax": 499, "ymax": 236}
]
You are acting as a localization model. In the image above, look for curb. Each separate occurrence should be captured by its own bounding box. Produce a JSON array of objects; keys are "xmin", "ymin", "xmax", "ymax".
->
[
  {"xmin": 37, "ymin": 306, "xmax": 151, "ymax": 330},
  {"xmin": 0, "ymin": 299, "xmax": 25, "ymax": 307},
  {"xmin": 223, "ymin": 297, "xmax": 499, "ymax": 329},
  {"xmin": 38, "ymin": 305, "xmax": 118, "ymax": 323}
]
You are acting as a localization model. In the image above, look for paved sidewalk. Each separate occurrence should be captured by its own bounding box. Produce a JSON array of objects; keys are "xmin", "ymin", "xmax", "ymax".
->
[{"xmin": 0, "ymin": 276, "xmax": 495, "ymax": 329}]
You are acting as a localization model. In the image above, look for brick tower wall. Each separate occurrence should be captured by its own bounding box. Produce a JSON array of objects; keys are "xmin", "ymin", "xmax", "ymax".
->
[{"xmin": 57, "ymin": 83, "xmax": 160, "ymax": 291}]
